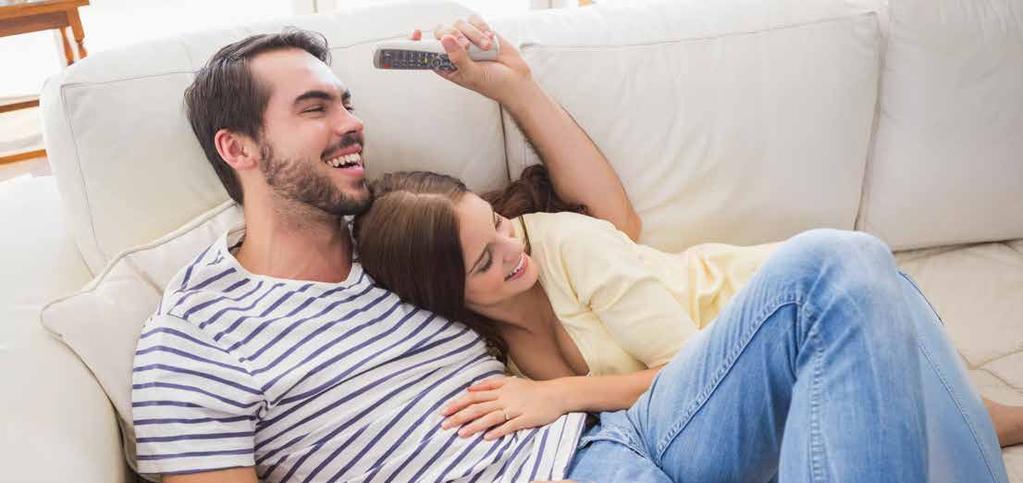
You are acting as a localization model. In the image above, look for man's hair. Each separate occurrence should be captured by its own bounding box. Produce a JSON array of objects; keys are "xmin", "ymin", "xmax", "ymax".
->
[{"xmin": 184, "ymin": 28, "xmax": 331, "ymax": 204}]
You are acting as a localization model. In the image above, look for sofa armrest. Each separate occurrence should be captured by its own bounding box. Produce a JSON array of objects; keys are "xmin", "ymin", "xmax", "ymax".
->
[{"xmin": 0, "ymin": 176, "xmax": 128, "ymax": 482}]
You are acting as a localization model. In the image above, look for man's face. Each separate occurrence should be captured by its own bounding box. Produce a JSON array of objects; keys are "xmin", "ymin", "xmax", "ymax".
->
[{"xmin": 249, "ymin": 48, "xmax": 369, "ymax": 216}]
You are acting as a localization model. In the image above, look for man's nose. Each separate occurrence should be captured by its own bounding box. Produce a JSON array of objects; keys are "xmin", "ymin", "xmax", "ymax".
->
[{"xmin": 334, "ymin": 107, "xmax": 364, "ymax": 137}]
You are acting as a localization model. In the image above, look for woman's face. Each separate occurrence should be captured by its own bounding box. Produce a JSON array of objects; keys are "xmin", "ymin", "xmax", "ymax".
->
[{"xmin": 456, "ymin": 193, "xmax": 539, "ymax": 309}]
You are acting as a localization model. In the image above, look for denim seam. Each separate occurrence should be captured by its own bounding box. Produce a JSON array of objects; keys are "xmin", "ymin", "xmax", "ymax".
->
[
  {"xmin": 898, "ymin": 271, "xmax": 997, "ymax": 478},
  {"xmin": 803, "ymin": 303, "xmax": 827, "ymax": 483},
  {"xmin": 917, "ymin": 331, "xmax": 1000, "ymax": 481},
  {"xmin": 897, "ymin": 271, "xmax": 946, "ymax": 327},
  {"xmin": 652, "ymin": 292, "xmax": 803, "ymax": 460}
]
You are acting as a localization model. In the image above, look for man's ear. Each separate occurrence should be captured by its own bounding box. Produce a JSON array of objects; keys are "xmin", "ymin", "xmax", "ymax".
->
[{"xmin": 214, "ymin": 129, "xmax": 260, "ymax": 171}]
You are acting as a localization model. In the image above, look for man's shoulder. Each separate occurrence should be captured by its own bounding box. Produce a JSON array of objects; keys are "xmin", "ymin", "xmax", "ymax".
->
[{"xmin": 155, "ymin": 236, "xmax": 237, "ymax": 320}]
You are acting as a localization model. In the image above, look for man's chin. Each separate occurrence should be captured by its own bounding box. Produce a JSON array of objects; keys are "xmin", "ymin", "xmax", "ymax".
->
[{"xmin": 330, "ymin": 187, "xmax": 372, "ymax": 217}]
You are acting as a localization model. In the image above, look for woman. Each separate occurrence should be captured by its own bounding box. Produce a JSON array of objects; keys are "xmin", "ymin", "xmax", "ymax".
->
[
  {"xmin": 352, "ymin": 166, "xmax": 1023, "ymax": 451},
  {"xmin": 347, "ymin": 17, "xmax": 1018, "ymax": 480}
]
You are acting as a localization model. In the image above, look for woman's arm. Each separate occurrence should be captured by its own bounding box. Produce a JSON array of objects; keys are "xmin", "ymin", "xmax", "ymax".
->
[
  {"xmin": 503, "ymin": 82, "xmax": 643, "ymax": 241},
  {"xmin": 441, "ymin": 367, "xmax": 663, "ymax": 440},
  {"xmin": 550, "ymin": 366, "xmax": 663, "ymax": 413},
  {"xmin": 426, "ymin": 18, "xmax": 641, "ymax": 239}
]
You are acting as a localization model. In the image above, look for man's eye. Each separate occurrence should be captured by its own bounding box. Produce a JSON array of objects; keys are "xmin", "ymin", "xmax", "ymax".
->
[
  {"xmin": 344, "ymin": 105, "xmax": 356, "ymax": 113},
  {"xmin": 303, "ymin": 106, "xmax": 325, "ymax": 113}
]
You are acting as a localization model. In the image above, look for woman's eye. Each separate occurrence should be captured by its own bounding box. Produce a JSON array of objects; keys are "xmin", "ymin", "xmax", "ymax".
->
[
  {"xmin": 344, "ymin": 105, "xmax": 356, "ymax": 113},
  {"xmin": 479, "ymin": 254, "xmax": 493, "ymax": 273}
]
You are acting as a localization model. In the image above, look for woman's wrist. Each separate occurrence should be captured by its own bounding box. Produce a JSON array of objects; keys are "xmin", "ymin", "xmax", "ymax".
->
[
  {"xmin": 538, "ymin": 377, "xmax": 581, "ymax": 415},
  {"xmin": 498, "ymin": 79, "xmax": 552, "ymax": 119}
]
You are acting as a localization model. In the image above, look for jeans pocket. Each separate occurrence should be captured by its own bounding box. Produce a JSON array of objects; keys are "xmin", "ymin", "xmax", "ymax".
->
[{"xmin": 577, "ymin": 418, "xmax": 649, "ymax": 458}]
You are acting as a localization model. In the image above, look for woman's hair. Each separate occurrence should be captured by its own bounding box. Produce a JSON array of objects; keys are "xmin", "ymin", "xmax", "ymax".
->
[{"xmin": 353, "ymin": 165, "xmax": 585, "ymax": 362}]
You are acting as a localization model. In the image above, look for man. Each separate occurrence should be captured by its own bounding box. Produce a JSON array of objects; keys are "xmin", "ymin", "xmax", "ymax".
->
[
  {"xmin": 133, "ymin": 15, "xmax": 1008, "ymax": 483},
  {"xmin": 133, "ymin": 16, "xmax": 631, "ymax": 482}
]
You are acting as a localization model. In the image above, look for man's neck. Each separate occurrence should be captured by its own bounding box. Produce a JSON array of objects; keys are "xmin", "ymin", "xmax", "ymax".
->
[{"xmin": 235, "ymin": 197, "xmax": 354, "ymax": 284}]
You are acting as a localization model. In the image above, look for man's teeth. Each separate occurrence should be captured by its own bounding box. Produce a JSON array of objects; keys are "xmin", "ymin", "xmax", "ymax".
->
[{"xmin": 326, "ymin": 152, "xmax": 362, "ymax": 168}]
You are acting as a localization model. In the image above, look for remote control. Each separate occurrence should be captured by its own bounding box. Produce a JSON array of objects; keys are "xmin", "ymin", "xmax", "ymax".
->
[{"xmin": 373, "ymin": 39, "xmax": 499, "ymax": 71}]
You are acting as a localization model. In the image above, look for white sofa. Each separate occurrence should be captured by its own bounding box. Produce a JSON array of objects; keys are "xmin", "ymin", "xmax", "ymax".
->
[{"xmin": 2, "ymin": 0, "xmax": 1021, "ymax": 481}]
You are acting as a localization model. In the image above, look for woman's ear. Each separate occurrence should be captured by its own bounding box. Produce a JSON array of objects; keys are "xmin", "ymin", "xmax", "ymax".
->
[{"xmin": 214, "ymin": 128, "xmax": 260, "ymax": 171}]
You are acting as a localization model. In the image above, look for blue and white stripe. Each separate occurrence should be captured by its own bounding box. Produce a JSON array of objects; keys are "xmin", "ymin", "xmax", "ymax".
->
[{"xmin": 132, "ymin": 230, "xmax": 586, "ymax": 480}]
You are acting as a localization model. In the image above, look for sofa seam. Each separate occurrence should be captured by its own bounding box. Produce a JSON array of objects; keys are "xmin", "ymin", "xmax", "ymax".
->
[
  {"xmin": 55, "ymin": 31, "xmax": 442, "ymax": 89},
  {"xmin": 519, "ymin": 11, "xmax": 880, "ymax": 52},
  {"xmin": 974, "ymin": 354, "xmax": 1023, "ymax": 389},
  {"xmin": 60, "ymin": 82, "xmax": 105, "ymax": 272},
  {"xmin": 853, "ymin": 11, "xmax": 885, "ymax": 235}
]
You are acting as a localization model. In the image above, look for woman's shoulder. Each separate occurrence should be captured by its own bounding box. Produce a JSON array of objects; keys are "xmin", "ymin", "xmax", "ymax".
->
[
  {"xmin": 520, "ymin": 211, "xmax": 619, "ymax": 237},
  {"xmin": 520, "ymin": 211, "xmax": 634, "ymax": 261}
]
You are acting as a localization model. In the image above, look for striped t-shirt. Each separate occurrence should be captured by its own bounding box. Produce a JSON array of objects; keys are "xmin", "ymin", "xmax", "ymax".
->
[{"xmin": 132, "ymin": 228, "xmax": 587, "ymax": 481}]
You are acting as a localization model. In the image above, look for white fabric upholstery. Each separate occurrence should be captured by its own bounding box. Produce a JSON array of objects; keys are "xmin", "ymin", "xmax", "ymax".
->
[
  {"xmin": 858, "ymin": 0, "xmax": 1023, "ymax": 250},
  {"xmin": 0, "ymin": 177, "xmax": 126, "ymax": 483},
  {"xmin": 41, "ymin": 201, "xmax": 242, "ymax": 477},
  {"xmin": 40, "ymin": 1, "xmax": 507, "ymax": 274},
  {"xmin": 16, "ymin": 0, "xmax": 1023, "ymax": 481},
  {"xmin": 493, "ymin": 0, "xmax": 883, "ymax": 252}
]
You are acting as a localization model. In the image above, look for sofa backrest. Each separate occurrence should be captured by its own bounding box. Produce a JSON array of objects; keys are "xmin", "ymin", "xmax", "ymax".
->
[
  {"xmin": 40, "ymin": 0, "xmax": 1023, "ymax": 274},
  {"xmin": 493, "ymin": 0, "xmax": 885, "ymax": 252},
  {"xmin": 40, "ymin": 1, "xmax": 509, "ymax": 273},
  {"xmin": 856, "ymin": 0, "xmax": 1023, "ymax": 250}
]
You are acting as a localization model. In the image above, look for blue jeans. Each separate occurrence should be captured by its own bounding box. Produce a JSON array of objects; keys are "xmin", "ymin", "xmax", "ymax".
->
[{"xmin": 567, "ymin": 229, "xmax": 1008, "ymax": 482}]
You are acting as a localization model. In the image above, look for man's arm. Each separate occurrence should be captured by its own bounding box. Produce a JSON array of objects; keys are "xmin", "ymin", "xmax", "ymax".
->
[
  {"xmin": 163, "ymin": 467, "xmax": 258, "ymax": 483},
  {"xmin": 424, "ymin": 19, "xmax": 643, "ymax": 240}
]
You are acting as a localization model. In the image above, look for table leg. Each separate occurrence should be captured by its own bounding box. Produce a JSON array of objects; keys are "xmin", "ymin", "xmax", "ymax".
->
[
  {"xmin": 68, "ymin": 8, "xmax": 87, "ymax": 59},
  {"xmin": 58, "ymin": 25, "xmax": 74, "ymax": 65}
]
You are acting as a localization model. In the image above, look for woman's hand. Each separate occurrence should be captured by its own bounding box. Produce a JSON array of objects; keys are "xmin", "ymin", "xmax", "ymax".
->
[
  {"xmin": 440, "ymin": 376, "xmax": 567, "ymax": 440},
  {"xmin": 409, "ymin": 15, "xmax": 533, "ymax": 105}
]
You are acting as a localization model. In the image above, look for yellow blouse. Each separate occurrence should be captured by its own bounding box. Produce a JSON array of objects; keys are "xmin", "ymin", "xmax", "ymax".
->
[{"xmin": 510, "ymin": 212, "xmax": 781, "ymax": 377}]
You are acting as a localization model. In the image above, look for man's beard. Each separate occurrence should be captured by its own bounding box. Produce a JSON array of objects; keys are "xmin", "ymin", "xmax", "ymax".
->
[{"xmin": 258, "ymin": 141, "xmax": 370, "ymax": 217}]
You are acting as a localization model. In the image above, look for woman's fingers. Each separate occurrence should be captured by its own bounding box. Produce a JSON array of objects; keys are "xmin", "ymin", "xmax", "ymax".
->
[
  {"xmin": 433, "ymin": 25, "xmax": 470, "ymax": 49},
  {"xmin": 467, "ymin": 14, "xmax": 494, "ymax": 39},
  {"xmin": 453, "ymin": 18, "xmax": 492, "ymax": 50},
  {"xmin": 457, "ymin": 408, "xmax": 510, "ymax": 438},
  {"xmin": 442, "ymin": 400, "xmax": 501, "ymax": 429},
  {"xmin": 440, "ymin": 389, "xmax": 497, "ymax": 417},
  {"xmin": 483, "ymin": 416, "xmax": 523, "ymax": 441},
  {"xmin": 408, "ymin": 29, "xmax": 422, "ymax": 41},
  {"xmin": 468, "ymin": 377, "xmax": 506, "ymax": 392}
]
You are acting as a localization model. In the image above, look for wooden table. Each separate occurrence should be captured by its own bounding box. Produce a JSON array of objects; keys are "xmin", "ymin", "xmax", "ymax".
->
[{"xmin": 0, "ymin": 0, "xmax": 90, "ymax": 165}]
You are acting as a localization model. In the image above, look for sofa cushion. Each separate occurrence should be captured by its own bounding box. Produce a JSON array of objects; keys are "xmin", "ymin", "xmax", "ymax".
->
[
  {"xmin": 40, "ymin": 200, "xmax": 243, "ymax": 477},
  {"xmin": 858, "ymin": 0, "xmax": 1023, "ymax": 250},
  {"xmin": 40, "ymin": 1, "xmax": 508, "ymax": 274},
  {"xmin": 493, "ymin": 0, "xmax": 884, "ymax": 252}
]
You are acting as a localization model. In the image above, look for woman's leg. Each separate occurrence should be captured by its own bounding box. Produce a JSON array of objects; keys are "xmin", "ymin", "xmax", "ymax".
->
[
  {"xmin": 569, "ymin": 228, "xmax": 1007, "ymax": 482},
  {"xmin": 888, "ymin": 269, "xmax": 1006, "ymax": 482}
]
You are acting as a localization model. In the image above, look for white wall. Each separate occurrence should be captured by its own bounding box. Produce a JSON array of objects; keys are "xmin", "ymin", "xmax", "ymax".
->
[
  {"xmin": 1, "ymin": 0, "xmax": 293, "ymax": 97},
  {"xmin": 0, "ymin": 0, "xmax": 536, "ymax": 97}
]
